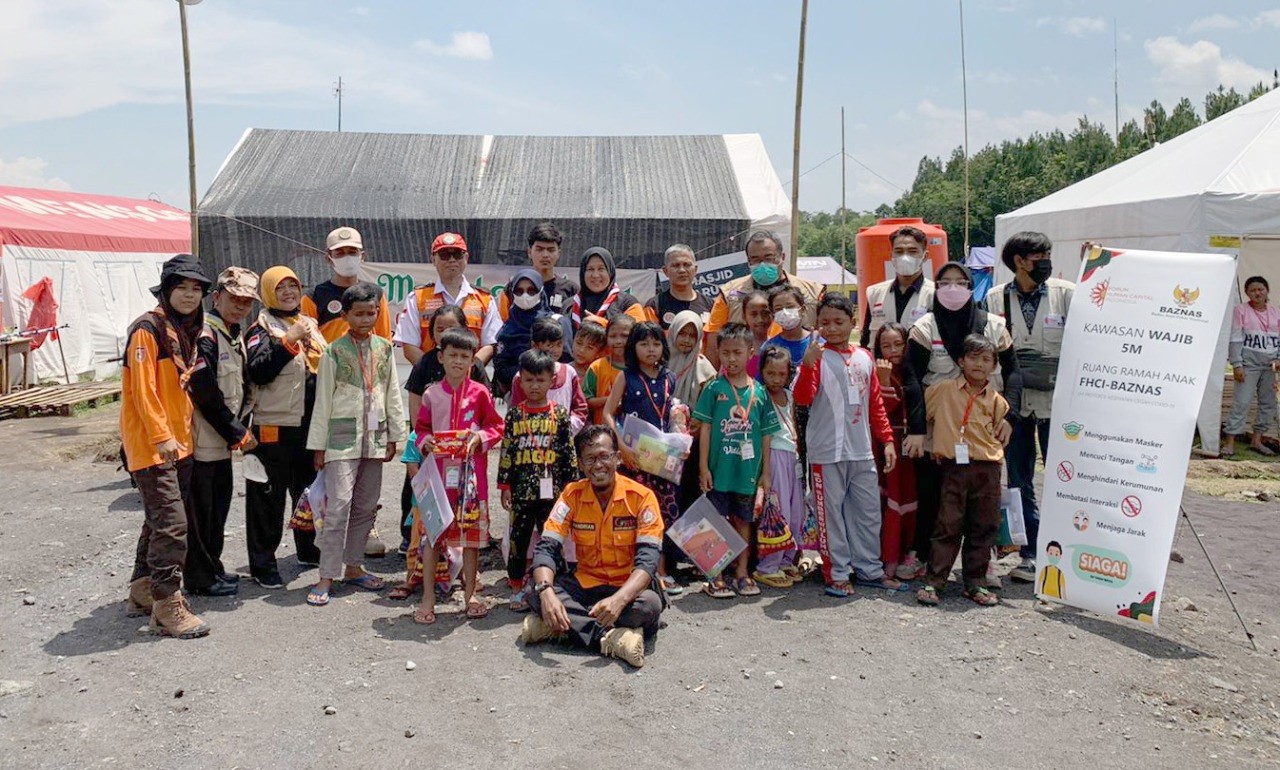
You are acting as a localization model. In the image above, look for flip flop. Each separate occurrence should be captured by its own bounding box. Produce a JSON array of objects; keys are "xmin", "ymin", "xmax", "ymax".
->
[
  {"xmin": 306, "ymin": 585, "xmax": 330, "ymax": 607},
  {"xmin": 964, "ymin": 586, "xmax": 1000, "ymax": 607},
  {"xmin": 465, "ymin": 600, "xmax": 490, "ymax": 619},
  {"xmin": 854, "ymin": 577, "xmax": 912, "ymax": 593},
  {"xmin": 916, "ymin": 586, "xmax": 940, "ymax": 606},
  {"xmin": 387, "ymin": 582, "xmax": 417, "ymax": 601},
  {"xmin": 345, "ymin": 573, "xmax": 386, "ymax": 591},
  {"xmin": 734, "ymin": 577, "xmax": 761, "ymax": 597},
  {"xmin": 1253, "ymin": 445, "xmax": 1276, "ymax": 457},
  {"xmin": 660, "ymin": 575, "xmax": 684, "ymax": 596},
  {"xmin": 703, "ymin": 576, "xmax": 735, "ymax": 599},
  {"xmin": 413, "ymin": 607, "xmax": 436, "ymax": 625},
  {"xmin": 824, "ymin": 581, "xmax": 855, "ymax": 598},
  {"xmin": 752, "ymin": 570, "xmax": 793, "ymax": 589}
]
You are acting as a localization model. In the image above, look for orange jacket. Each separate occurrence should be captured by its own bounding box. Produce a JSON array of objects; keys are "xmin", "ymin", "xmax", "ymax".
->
[
  {"xmin": 120, "ymin": 320, "xmax": 195, "ymax": 472},
  {"xmin": 301, "ymin": 281, "xmax": 392, "ymax": 343}
]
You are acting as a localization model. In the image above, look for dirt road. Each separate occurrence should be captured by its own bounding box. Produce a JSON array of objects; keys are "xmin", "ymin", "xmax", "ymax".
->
[{"xmin": 0, "ymin": 407, "xmax": 1276, "ymax": 769}]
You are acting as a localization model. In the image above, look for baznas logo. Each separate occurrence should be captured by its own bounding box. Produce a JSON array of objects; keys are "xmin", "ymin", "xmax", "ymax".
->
[
  {"xmin": 1090, "ymin": 279, "xmax": 1110, "ymax": 308},
  {"xmin": 1172, "ymin": 285, "xmax": 1200, "ymax": 308},
  {"xmin": 1062, "ymin": 421, "xmax": 1084, "ymax": 441}
]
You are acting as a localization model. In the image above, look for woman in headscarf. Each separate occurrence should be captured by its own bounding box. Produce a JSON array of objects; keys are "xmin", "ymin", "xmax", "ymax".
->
[
  {"xmin": 900, "ymin": 261, "xmax": 1022, "ymax": 582},
  {"xmin": 667, "ymin": 310, "xmax": 717, "ymax": 516},
  {"xmin": 493, "ymin": 268, "xmax": 554, "ymax": 391},
  {"xmin": 242, "ymin": 266, "xmax": 329, "ymax": 589},
  {"xmin": 570, "ymin": 246, "xmax": 645, "ymax": 327}
]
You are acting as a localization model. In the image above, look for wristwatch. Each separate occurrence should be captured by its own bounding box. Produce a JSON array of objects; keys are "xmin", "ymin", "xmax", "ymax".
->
[{"xmin": 533, "ymin": 581, "xmax": 554, "ymax": 595}]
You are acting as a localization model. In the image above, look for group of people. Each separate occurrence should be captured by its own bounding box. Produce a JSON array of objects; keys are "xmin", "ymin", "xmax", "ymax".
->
[{"xmin": 121, "ymin": 220, "xmax": 1092, "ymax": 669}]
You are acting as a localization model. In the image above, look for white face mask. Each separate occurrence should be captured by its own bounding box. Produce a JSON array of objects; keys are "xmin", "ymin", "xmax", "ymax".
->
[
  {"xmin": 513, "ymin": 292, "xmax": 541, "ymax": 311},
  {"xmin": 892, "ymin": 255, "xmax": 924, "ymax": 277},
  {"xmin": 331, "ymin": 255, "xmax": 361, "ymax": 278},
  {"xmin": 775, "ymin": 306, "xmax": 802, "ymax": 331}
]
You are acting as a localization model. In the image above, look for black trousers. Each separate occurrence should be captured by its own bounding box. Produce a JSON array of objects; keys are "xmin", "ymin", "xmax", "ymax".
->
[
  {"xmin": 506, "ymin": 499, "xmax": 554, "ymax": 582},
  {"xmin": 527, "ymin": 573, "xmax": 662, "ymax": 649},
  {"xmin": 244, "ymin": 424, "xmax": 320, "ymax": 576},
  {"xmin": 400, "ymin": 475, "xmax": 414, "ymax": 542},
  {"xmin": 912, "ymin": 457, "xmax": 943, "ymax": 564},
  {"xmin": 186, "ymin": 458, "xmax": 231, "ymax": 589},
  {"xmin": 129, "ymin": 456, "xmax": 193, "ymax": 599}
]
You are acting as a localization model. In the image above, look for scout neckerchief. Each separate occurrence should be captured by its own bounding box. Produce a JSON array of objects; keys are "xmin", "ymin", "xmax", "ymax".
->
[
  {"xmin": 570, "ymin": 285, "xmax": 623, "ymax": 327},
  {"xmin": 150, "ymin": 305, "xmax": 201, "ymax": 390}
]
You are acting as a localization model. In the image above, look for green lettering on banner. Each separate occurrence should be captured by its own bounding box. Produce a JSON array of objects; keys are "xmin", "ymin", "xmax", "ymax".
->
[{"xmin": 378, "ymin": 273, "xmax": 415, "ymax": 305}]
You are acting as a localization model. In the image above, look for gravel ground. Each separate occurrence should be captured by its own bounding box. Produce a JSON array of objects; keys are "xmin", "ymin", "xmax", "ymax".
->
[{"xmin": 0, "ymin": 406, "xmax": 1277, "ymax": 769}]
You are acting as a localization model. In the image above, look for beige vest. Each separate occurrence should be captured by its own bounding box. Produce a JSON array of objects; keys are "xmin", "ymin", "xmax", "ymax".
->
[
  {"xmin": 193, "ymin": 318, "xmax": 248, "ymax": 462},
  {"xmin": 249, "ymin": 310, "xmax": 312, "ymax": 428},
  {"xmin": 864, "ymin": 277, "xmax": 935, "ymax": 342},
  {"xmin": 718, "ymin": 272, "xmax": 825, "ymax": 328},
  {"xmin": 985, "ymin": 278, "xmax": 1074, "ymax": 418},
  {"xmin": 909, "ymin": 311, "xmax": 1011, "ymax": 392}
]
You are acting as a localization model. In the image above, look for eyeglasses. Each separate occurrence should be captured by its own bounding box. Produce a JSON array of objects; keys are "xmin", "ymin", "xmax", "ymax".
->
[
  {"xmin": 435, "ymin": 251, "xmax": 467, "ymax": 262},
  {"xmin": 580, "ymin": 452, "xmax": 619, "ymax": 468},
  {"xmin": 511, "ymin": 287, "xmax": 540, "ymax": 297}
]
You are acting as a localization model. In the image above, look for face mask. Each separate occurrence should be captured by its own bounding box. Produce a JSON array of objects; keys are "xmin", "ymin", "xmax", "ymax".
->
[
  {"xmin": 775, "ymin": 307, "xmax": 802, "ymax": 331},
  {"xmin": 892, "ymin": 255, "xmax": 923, "ymax": 276},
  {"xmin": 513, "ymin": 292, "xmax": 541, "ymax": 311},
  {"xmin": 1046, "ymin": 554, "xmax": 1061, "ymax": 567},
  {"xmin": 1030, "ymin": 260, "xmax": 1053, "ymax": 284},
  {"xmin": 331, "ymin": 255, "xmax": 361, "ymax": 278},
  {"xmin": 936, "ymin": 284, "xmax": 972, "ymax": 311},
  {"xmin": 751, "ymin": 262, "xmax": 780, "ymax": 286}
]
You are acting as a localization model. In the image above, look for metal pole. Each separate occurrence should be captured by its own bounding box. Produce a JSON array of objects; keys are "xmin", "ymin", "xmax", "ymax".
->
[
  {"xmin": 179, "ymin": 0, "xmax": 198, "ymax": 256},
  {"xmin": 789, "ymin": 0, "xmax": 808, "ymax": 274},
  {"xmin": 1113, "ymin": 20, "xmax": 1120, "ymax": 140},
  {"xmin": 1181, "ymin": 507, "xmax": 1258, "ymax": 651},
  {"xmin": 336, "ymin": 76, "xmax": 343, "ymax": 132},
  {"xmin": 840, "ymin": 106, "xmax": 847, "ymax": 295},
  {"xmin": 959, "ymin": 0, "xmax": 970, "ymax": 259}
]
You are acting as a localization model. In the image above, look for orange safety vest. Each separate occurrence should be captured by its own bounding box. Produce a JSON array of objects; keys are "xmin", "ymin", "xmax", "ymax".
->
[{"xmin": 416, "ymin": 284, "xmax": 491, "ymax": 353}]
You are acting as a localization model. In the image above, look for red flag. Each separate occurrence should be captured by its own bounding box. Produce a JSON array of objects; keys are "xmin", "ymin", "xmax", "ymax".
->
[{"xmin": 21, "ymin": 278, "xmax": 59, "ymax": 351}]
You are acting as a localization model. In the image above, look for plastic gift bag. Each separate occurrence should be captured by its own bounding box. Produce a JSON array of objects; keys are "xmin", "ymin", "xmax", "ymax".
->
[
  {"xmin": 756, "ymin": 490, "xmax": 795, "ymax": 557},
  {"xmin": 668, "ymin": 494, "xmax": 749, "ymax": 580},
  {"xmin": 289, "ymin": 467, "xmax": 326, "ymax": 533},
  {"xmin": 998, "ymin": 488, "xmax": 1028, "ymax": 547}
]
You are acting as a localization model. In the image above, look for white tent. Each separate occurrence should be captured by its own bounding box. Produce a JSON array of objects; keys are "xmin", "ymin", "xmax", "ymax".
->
[{"xmin": 995, "ymin": 88, "xmax": 1280, "ymax": 454}]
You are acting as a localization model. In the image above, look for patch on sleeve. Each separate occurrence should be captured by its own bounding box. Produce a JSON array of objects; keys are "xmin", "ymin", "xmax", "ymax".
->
[
  {"xmin": 549, "ymin": 500, "xmax": 571, "ymax": 525},
  {"xmin": 247, "ymin": 333, "xmax": 263, "ymax": 349},
  {"xmin": 134, "ymin": 347, "xmax": 147, "ymax": 362},
  {"xmin": 639, "ymin": 507, "xmax": 658, "ymax": 527}
]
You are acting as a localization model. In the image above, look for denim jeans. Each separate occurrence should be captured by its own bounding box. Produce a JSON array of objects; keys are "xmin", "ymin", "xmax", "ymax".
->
[{"xmin": 1006, "ymin": 414, "xmax": 1049, "ymax": 559}]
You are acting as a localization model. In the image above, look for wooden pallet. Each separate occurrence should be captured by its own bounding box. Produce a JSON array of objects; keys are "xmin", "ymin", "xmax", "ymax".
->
[{"xmin": 0, "ymin": 381, "xmax": 122, "ymax": 420}]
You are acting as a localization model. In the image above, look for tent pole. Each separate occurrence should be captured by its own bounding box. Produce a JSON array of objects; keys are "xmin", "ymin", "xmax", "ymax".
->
[{"xmin": 56, "ymin": 334, "xmax": 71, "ymax": 385}]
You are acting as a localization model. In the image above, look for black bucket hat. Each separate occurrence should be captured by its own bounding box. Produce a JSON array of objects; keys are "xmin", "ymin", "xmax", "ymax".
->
[{"xmin": 150, "ymin": 253, "xmax": 212, "ymax": 297}]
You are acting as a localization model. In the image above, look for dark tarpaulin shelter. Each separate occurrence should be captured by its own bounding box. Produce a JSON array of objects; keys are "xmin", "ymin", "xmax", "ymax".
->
[{"xmin": 197, "ymin": 128, "xmax": 789, "ymax": 285}]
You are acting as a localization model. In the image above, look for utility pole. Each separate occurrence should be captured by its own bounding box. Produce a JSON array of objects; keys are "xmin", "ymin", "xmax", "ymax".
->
[
  {"xmin": 840, "ymin": 106, "xmax": 847, "ymax": 295},
  {"xmin": 335, "ymin": 76, "xmax": 343, "ymax": 132},
  {"xmin": 959, "ymin": 0, "xmax": 971, "ymax": 258},
  {"xmin": 789, "ymin": 0, "xmax": 808, "ymax": 273},
  {"xmin": 1114, "ymin": 20, "xmax": 1120, "ymax": 140},
  {"xmin": 178, "ymin": 0, "xmax": 200, "ymax": 256}
]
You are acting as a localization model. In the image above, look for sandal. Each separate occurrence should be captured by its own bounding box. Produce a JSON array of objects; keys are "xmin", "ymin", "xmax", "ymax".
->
[
  {"xmin": 781, "ymin": 564, "xmax": 804, "ymax": 581},
  {"xmin": 703, "ymin": 576, "xmax": 735, "ymax": 599},
  {"xmin": 916, "ymin": 586, "xmax": 940, "ymax": 606},
  {"xmin": 660, "ymin": 575, "xmax": 684, "ymax": 596},
  {"xmin": 1252, "ymin": 444, "xmax": 1276, "ymax": 457},
  {"xmin": 734, "ymin": 577, "xmax": 761, "ymax": 596},
  {"xmin": 344, "ymin": 572, "xmax": 386, "ymax": 591},
  {"xmin": 796, "ymin": 555, "xmax": 819, "ymax": 574},
  {"xmin": 306, "ymin": 584, "xmax": 330, "ymax": 607},
  {"xmin": 387, "ymin": 582, "xmax": 417, "ymax": 601},
  {"xmin": 413, "ymin": 606, "xmax": 436, "ymax": 625},
  {"xmin": 753, "ymin": 570, "xmax": 794, "ymax": 589},
  {"xmin": 824, "ymin": 581, "xmax": 855, "ymax": 598},
  {"xmin": 508, "ymin": 587, "xmax": 530, "ymax": 613},
  {"xmin": 964, "ymin": 586, "xmax": 1000, "ymax": 607},
  {"xmin": 855, "ymin": 576, "xmax": 911, "ymax": 593},
  {"xmin": 465, "ymin": 599, "xmax": 490, "ymax": 619}
]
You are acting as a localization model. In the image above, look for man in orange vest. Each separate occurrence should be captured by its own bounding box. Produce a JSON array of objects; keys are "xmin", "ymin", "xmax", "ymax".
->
[{"xmin": 392, "ymin": 232, "xmax": 500, "ymax": 365}]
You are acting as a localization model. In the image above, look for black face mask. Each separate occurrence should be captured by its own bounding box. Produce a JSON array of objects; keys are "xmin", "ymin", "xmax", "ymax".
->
[{"xmin": 1030, "ymin": 260, "xmax": 1053, "ymax": 284}]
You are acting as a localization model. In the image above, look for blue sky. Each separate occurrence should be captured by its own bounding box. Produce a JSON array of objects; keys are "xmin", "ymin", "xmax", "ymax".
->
[{"xmin": 2, "ymin": 1, "xmax": 1278, "ymax": 214}]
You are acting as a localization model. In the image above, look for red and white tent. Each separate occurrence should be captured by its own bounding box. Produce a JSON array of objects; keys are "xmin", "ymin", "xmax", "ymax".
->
[{"xmin": 0, "ymin": 186, "xmax": 190, "ymax": 381}]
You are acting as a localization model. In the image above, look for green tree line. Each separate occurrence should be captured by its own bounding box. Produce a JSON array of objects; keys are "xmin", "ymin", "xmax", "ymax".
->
[{"xmin": 798, "ymin": 78, "xmax": 1277, "ymax": 263}]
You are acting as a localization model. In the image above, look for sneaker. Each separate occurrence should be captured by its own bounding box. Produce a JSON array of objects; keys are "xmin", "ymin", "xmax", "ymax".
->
[
  {"xmin": 254, "ymin": 571, "xmax": 284, "ymax": 590},
  {"xmin": 188, "ymin": 578, "xmax": 238, "ymax": 597},
  {"xmin": 296, "ymin": 558, "xmax": 319, "ymax": 569},
  {"xmin": 600, "ymin": 627, "xmax": 645, "ymax": 668},
  {"xmin": 397, "ymin": 538, "xmax": 410, "ymax": 557},
  {"xmin": 1010, "ymin": 558, "xmax": 1036, "ymax": 584},
  {"xmin": 218, "ymin": 572, "xmax": 240, "ymax": 583},
  {"xmin": 520, "ymin": 615, "xmax": 562, "ymax": 645}
]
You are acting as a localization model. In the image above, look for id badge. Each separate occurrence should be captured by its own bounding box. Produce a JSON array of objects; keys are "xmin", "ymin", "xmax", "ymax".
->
[
  {"xmin": 444, "ymin": 459, "xmax": 462, "ymax": 490},
  {"xmin": 366, "ymin": 400, "xmax": 384, "ymax": 430},
  {"xmin": 539, "ymin": 476, "xmax": 554, "ymax": 500},
  {"xmin": 955, "ymin": 443, "xmax": 970, "ymax": 465},
  {"xmin": 740, "ymin": 441, "xmax": 755, "ymax": 461}
]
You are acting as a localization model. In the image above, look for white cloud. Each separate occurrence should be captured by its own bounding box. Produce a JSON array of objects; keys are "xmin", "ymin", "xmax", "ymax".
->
[
  {"xmin": 1145, "ymin": 36, "xmax": 1269, "ymax": 94},
  {"xmin": 1036, "ymin": 16, "xmax": 1106, "ymax": 36},
  {"xmin": 1188, "ymin": 13, "xmax": 1240, "ymax": 33},
  {"xmin": 413, "ymin": 31, "xmax": 493, "ymax": 61},
  {"xmin": 1255, "ymin": 10, "xmax": 1280, "ymax": 28},
  {"xmin": 0, "ymin": 156, "xmax": 73, "ymax": 190}
]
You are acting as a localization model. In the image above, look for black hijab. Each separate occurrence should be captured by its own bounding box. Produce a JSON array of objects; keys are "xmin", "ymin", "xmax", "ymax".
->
[
  {"xmin": 577, "ymin": 246, "xmax": 618, "ymax": 316},
  {"xmin": 932, "ymin": 262, "xmax": 986, "ymax": 364}
]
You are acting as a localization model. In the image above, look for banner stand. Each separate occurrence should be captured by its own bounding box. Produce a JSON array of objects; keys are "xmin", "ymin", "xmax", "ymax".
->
[{"xmin": 1179, "ymin": 506, "xmax": 1258, "ymax": 651}]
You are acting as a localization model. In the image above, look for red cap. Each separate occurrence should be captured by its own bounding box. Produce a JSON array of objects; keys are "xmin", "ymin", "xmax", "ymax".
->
[{"xmin": 431, "ymin": 232, "xmax": 468, "ymax": 254}]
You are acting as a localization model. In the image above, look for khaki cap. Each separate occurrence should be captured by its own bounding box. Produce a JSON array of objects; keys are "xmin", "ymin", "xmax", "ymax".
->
[
  {"xmin": 217, "ymin": 266, "xmax": 260, "ymax": 299},
  {"xmin": 326, "ymin": 226, "xmax": 363, "ymax": 252}
]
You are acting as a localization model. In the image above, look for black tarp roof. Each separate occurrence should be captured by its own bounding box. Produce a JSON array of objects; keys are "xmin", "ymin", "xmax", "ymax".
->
[{"xmin": 197, "ymin": 128, "xmax": 758, "ymax": 281}]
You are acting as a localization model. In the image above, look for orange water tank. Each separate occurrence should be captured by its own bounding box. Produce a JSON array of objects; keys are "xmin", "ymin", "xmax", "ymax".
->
[{"xmin": 854, "ymin": 217, "xmax": 949, "ymax": 315}]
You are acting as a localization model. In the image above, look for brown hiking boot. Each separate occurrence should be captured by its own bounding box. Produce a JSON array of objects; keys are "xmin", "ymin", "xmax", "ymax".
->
[
  {"xmin": 520, "ymin": 615, "xmax": 566, "ymax": 645},
  {"xmin": 148, "ymin": 591, "xmax": 210, "ymax": 639},
  {"xmin": 125, "ymin": 577, "xmax": 153, "ymax": 617},
  {"xmin": 599, "ymin": 627, "xmax": 645, "ymax": 668}
]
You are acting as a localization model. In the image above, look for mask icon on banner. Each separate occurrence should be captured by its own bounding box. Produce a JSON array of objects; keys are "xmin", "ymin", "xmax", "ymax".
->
[
  {"xmin": 892, "ymin": 255, "xmax": 924, "ymax": 277},
  {"xmin": 935, "ymin": 284, "xmax": 972, "ymax": 311},
  {"xmin": 751, "ymin": 262, "xmax": 780, "ymax": 287},
  {"xmin": 330, "ymin": 255, "xmax": 361, "ymax": 278},
  {"xmin": 774, "ymin": 307, "xmax": 802, "ymax": 331}
]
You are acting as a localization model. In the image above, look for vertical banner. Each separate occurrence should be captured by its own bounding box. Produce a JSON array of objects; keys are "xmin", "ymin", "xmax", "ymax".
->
[{"xmin": 1037, "ymin": 246, "xmax": 1236, "ymax": 627}]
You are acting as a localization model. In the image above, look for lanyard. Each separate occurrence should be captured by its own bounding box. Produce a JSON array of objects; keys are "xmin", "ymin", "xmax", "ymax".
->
[
  {"xmin": 352, "ymin": 338, "xmax": 374, "ymax": 394},
  {"xmin": 448, "ymin": 379, "xmax": 466, "ymax": 429},
  {"xmin": 958, "ymin": 385, "xmax": 989, "ymax": 439},
  {"xmin": 639, "ymin": 371, "xmax": 671, "ymax": 423},
  {"xmin": 726, "ymin": 376, "xmax": 756, "ymax": 419}
]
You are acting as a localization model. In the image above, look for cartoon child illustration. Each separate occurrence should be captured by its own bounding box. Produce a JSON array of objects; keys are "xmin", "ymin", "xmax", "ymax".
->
[
  {"xmin": 1072, "ymin": 511, "xmax": 1090, "ymax": 532},
  {"xmin": 1038, "ymin": 540, "xmax": 1066, "ymax": 600}
]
